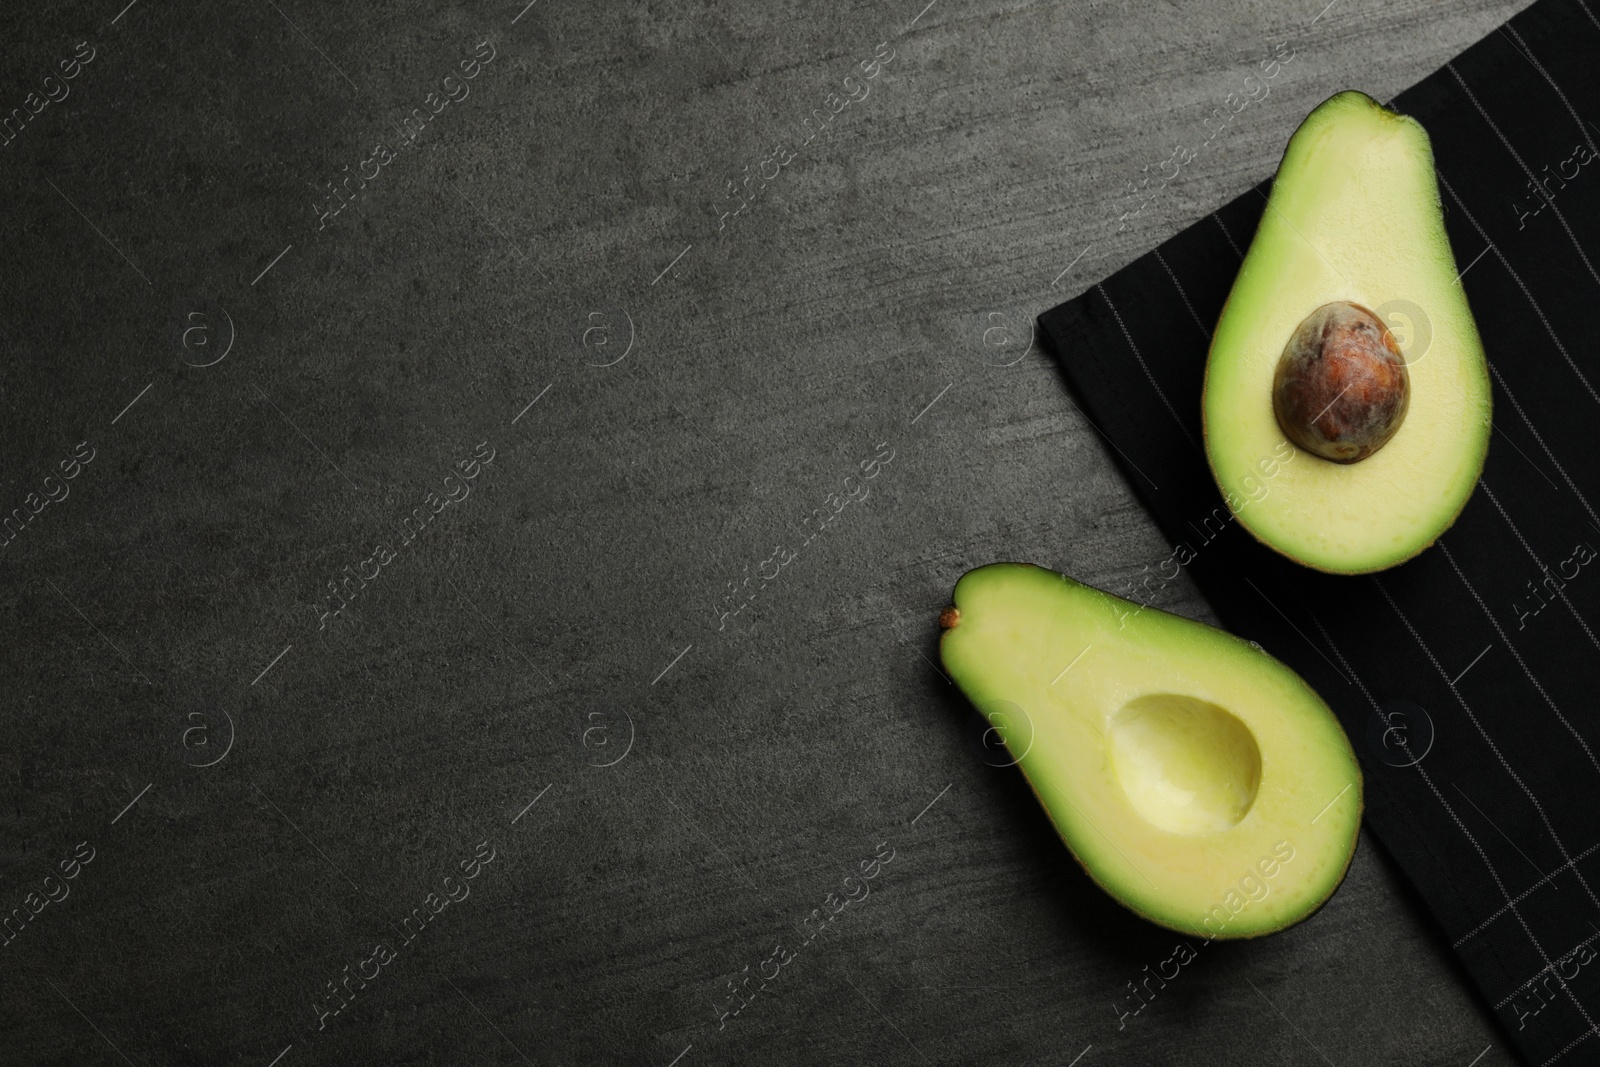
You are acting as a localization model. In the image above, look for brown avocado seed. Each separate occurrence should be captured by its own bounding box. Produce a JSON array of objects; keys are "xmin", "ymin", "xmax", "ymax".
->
[{"xmin": 1272, "ymin": 301, "xmax": 1409, "ymax": 463}]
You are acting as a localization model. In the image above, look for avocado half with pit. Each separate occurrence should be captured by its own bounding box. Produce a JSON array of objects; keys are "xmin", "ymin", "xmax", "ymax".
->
[
  {"xmin": 940, "ymin": 563, "xmax": 1362, "ymax": 939},
  {"xmin": 1203, "ymin": 90, "xmax": 1491, "ymax": 574}
]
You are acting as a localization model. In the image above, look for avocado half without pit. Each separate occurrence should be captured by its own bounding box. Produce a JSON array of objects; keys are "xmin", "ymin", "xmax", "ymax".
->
[
  {"xmin": 940, "ymin": 564, "xmax": 1362, "ymax": 939},
  {"xmin": 1204, "ymin": 90, "xmax": 1491, "ymax": 574}
]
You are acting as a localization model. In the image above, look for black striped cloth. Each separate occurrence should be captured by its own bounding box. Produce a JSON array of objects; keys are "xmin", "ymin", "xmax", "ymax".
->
[{"xmin": 1039, "ymin": 2, "xmax": 1600, "ymax": 1063}]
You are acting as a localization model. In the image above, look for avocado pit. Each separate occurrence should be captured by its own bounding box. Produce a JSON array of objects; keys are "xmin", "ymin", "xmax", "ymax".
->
[{"xmin": 1272, "ymin": 300, "xmax": 1409, "ymax": 463}]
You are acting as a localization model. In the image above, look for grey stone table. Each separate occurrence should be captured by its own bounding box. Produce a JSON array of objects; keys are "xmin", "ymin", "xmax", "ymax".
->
[{"xmin": 0, "ymin": 0, "xmax": 1530, "ymax": 1064}]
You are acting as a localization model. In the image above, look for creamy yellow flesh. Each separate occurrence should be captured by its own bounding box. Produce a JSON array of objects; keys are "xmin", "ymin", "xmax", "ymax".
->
[
  {"xmin": 1204, "ymin": 90, "xmax": 1491, "ymax": 574},
  {"xmin": 940, "ymin": 564, "xmax": 1362, "ymax": 938}
]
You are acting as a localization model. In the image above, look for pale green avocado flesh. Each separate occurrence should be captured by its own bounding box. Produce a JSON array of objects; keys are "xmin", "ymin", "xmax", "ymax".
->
[
  {"xmin": 1203, "ymin": 90, "xmax": 1491, "ymax": 574},
  {"xmin": 940, "ymin": 563, "xmax": 1362, "ymax": 939}
]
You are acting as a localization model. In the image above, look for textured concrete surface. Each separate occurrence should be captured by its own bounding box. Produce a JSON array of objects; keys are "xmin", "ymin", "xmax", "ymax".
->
[{"xmin": 0, "ymin": 0, "xmax": 1534, "ymax": 1064}]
